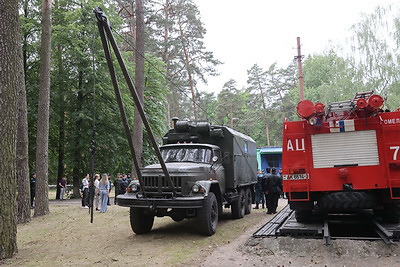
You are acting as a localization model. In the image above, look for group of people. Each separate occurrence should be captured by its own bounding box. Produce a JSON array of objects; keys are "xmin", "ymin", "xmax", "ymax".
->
[
  {"xmin": 114, "ymin": 173, "xmax": 131, "ymax": 202},
  {"xmin": 80, "ymin": 173, "xmax": 133, "ymax": 212},
  {"xmin": 81, "ymin": 173, "xmax": 111, "ymax": 213},
  {"xmin": 255, "ymin": 167, "xmax": 283, "ymax": 214}
]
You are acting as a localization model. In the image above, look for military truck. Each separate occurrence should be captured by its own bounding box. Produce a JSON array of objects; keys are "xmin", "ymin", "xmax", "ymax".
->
[{"xmin": 117, "ymin": 118, "xmax": 257, "ymax": 236}]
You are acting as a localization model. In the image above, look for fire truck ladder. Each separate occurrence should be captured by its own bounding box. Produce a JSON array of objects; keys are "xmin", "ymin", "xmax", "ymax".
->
[
  {"xmin": 379, "ymin": 116, "xmax": 400, "ymax": 199},
  {"xmin": 287, "ymin": 177, "xmax": 311, "ymax": 201}
]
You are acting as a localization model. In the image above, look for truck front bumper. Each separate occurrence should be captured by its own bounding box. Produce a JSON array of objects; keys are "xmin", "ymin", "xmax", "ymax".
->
[{"xmin": 116, "ymin": 193, "xmax": 205, "ymax": 209}]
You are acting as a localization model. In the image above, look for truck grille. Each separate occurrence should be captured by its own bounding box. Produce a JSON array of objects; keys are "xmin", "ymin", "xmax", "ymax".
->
[{"xmin": 142, "ymin": 175, "xmax": 183, "ymax": 193}]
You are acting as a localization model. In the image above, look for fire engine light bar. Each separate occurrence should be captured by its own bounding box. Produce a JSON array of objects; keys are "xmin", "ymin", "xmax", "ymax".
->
[
  {"xmin": 367, "ymin": 95, "xmax": 384, "ymax": 108},
  {"xmin": 315, "ymin": 102, "xmax": 325, "ymax": 114},
  {"xmin": 356, "ymin": 98, "xmax": 367, "ymax": 109},
  {"xmin": 296, "ymin": 100, "xmax": 315, "ymax": 118}
]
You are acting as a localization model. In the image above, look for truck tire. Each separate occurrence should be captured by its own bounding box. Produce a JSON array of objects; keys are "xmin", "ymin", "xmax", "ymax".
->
[
  {"xmin": 294, "ymin": 210, "xmax": 313, "ymax": 222},
  {"xmin": 197, "ymin": 192, "xmax": 218, "ymax": 236},
  {"xmin": 231, "ymin": 189, "xmax": 245, "ymax": 219},
  {"xmin": 245, "ymin": 187, "xmax": 252, "ymax": 215},
  {"xmin": 318, "ymin": 191, "xmax": 376, "ymax": 211},
  {"xmin": 130, "ymin": 207, "xmax": 154, "ymax": 234},
  {"xmin": 383, "ymin": 201, "xmax": 400, "ymax": 223}
]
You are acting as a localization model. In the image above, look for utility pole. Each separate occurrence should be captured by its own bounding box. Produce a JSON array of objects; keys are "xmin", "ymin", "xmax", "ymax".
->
[{"xmin": 295, "ymin": 37, "xmax": 304, "ymax": 101}]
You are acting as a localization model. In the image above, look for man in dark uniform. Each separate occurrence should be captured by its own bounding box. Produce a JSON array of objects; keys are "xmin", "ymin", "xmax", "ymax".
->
[
  {"xmin": 255, "ymin": 170, "xmax": 265, "ymax": 209},
  {"xmin": 265, "ymin": 168, "xmax": 283, "ymax": 214},
  {"xmin": 262, "ymin": 168, "xmax": 271, "ymax": 211}
]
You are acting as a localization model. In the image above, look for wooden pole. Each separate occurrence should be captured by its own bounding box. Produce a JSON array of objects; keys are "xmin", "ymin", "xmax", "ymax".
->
[{"xmin": 296, "ymin": 37, "xmax": 304, "ymax": 101}]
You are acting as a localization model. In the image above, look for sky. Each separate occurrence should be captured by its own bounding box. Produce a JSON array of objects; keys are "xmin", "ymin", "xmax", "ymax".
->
[{"xmin": 194, "ymin": 0, "xmax": 397, "ymax": 93}]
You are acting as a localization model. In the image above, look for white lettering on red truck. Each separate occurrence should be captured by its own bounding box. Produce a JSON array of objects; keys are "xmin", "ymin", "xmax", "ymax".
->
[
  {"xmin": 390, "ymin": 146, "xmax": 400, "ymax": 161},
  {"xmin": 287, "ymin": 138, "xmax": 305, "ymax": 151},
  {"xmin": 383, "ymin": 118, "xmax": 400, "ymax": 124}
]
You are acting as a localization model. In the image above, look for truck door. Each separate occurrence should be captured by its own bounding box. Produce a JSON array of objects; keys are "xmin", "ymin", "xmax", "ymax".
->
[{"xmin": 214, "ymin": 149, "xmax": 225, "ymax": 192}]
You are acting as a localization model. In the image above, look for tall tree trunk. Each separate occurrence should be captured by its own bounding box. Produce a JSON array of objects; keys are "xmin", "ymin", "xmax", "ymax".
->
[
  {"xmin": 22, "ymin": 0, "xmax": 29, "ymax": 75},
  {"xmin": 179, "ymin": 24, "xmax": 197, "ymax": 120},
  {"xmin": 132, "ymin": 0, "xmax": 145, "ymax": 176},
  {"xmin": 72, "ymin": 74, "xmax": 84, "ymax": 198},
  {"xmin": 162, "ymin": 0, "xmax": 177, "ymax": 123},
  {"xmin": 0, "ymin": 0, "xmax": 21, "ymax": 258},
  {"xmin": 34, "ymin": 0, "xmax": 52, "ymax": 217},
  {"xmin": 17, "ymin": 0, "xmax": 31, "ymax": 223},
  {"xmin": 56, "ymin": 44, "xmax": 66, "ymax": 200},
  {"xmin": 72, "ymin": 71, "xmax": 84, "ymax": 198},
  {"xmin": 17, "ymin": 67, "xmax": 31, "ymax": 224}
]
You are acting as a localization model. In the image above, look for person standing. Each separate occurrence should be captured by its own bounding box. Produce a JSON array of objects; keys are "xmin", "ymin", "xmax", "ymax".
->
[
  {"xmin": 94, "ymin": 174, "xmax": 100, "ymax": 211},
  {"xmin": 262, "ymin": 168, "xmax": 271, "ymax": 212},
  {"xmin": 120, "ymin": 174, "xmax": 128, "ymax": 195},
  {"xmin": 99, "ymin": 173, "xmax": 110, "ymax": 213},
  {"xmin": 30, "ymin": 174, "xmax": 36, "ymax": 208},
  {"xmin": 114, "ymin": 173, "xmax": 122, "ymax": 204},
  {"xmin": 107, "ymin": 174, "xmax": 112, "ymax": 206},
  {"xmin": 278, "ymin": 168, "xmax": 285, "ymax": 199},
  {"xmin": 81, "ymin": 174, "xmax": 90, "ymax": 208},
  {"xmin": 255, "ymin": 170, "xmax": 265, "ymax": 209},
  {"xmin": 266, "ymin": 168, "xmax": 283, "ymax": 214},
  {"xmin": 58, "ymin": 177, "xmax": 67, "ymax": 200}
]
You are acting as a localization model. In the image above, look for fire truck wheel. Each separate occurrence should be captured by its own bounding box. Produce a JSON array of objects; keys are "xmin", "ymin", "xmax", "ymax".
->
[
  {"xmin": 383, "ymin": 201, "xmax": 400, "ymax": 223},
  {"xmin": 294, "ymin": 210, "xmax": 313, "ymax": 222},
  {"xmin": 231, "ymin": 189, "xmax": 246, "ymax": 219},
  {"xmin": 197, "ymin": 192, "xmax": 218, "ymax": 236},
  {"xmin": 244, "ymin": 187, "xmax": 252, "ymax": 215},
  {"xmin": 318, "ymin": 191, "xmax": 376, "ymax": 211},
  {"xmin": 130, "ymin": 207, "xmax": 154, "ymax": 234}
]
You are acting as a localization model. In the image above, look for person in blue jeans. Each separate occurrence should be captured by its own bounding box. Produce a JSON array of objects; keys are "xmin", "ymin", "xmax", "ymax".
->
[{"xmin": 99, "ymin": 173, "xmax": 110, "ymax": 213}]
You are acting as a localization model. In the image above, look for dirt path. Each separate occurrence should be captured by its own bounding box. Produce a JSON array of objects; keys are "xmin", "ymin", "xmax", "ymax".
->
[
  {"xmin": 198, "ymin": 199, "xmax": 288, "ymax": 267},
  {"xmin": 199, "ymin": 198, "xmax": 400, "ymax": 267}
]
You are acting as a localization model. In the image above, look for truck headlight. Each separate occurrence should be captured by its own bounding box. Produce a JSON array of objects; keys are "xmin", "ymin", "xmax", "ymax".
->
[
  {"xmin": 127, "ymin": 182, "xmax": 139, "ymax": 193},
  {"xmin": 192, "ymin": 184, "xmax": 200, "ymax": 193},
  {"xmin": 191, "ymin": 184, "xmax": 205, "ymax": 194},
  {"xmin": 131, "ymin": 184, "xmax": 139, "ymax": 192}
]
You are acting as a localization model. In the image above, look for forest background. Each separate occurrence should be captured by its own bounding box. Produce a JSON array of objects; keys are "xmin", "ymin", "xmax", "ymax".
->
[{"xmin": 21, "ymin": 0, "xmax": 400, "ymax": 192}]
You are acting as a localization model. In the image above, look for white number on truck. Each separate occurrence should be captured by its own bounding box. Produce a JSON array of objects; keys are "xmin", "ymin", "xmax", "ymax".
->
[{"xmin": 390, "ymin": 146, "xmax": 400, "ymax": 161}]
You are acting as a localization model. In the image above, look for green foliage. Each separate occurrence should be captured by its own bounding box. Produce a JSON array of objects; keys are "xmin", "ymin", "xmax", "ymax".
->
[
  {"xmin": 22, "ymin": 0, "xmax": 168, "ymax": 183},
  {"xmin": 21, "ymin": 0, "xmax": 400, "ymax": 185},
  {"xmin": 146, "ymin": 0, "xmax": 221, "ymax": 121}
]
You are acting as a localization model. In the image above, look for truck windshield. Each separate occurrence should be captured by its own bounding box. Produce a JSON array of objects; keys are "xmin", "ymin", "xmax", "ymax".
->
[{"xmin": 161, "ymin": 147, "xmax": 213, "ymax": 163}]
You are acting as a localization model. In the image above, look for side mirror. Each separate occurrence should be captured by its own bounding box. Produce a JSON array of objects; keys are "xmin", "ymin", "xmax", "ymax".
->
[{"xmin": 212, "ymin": 156, "xmax": 218, "ymax": 163}]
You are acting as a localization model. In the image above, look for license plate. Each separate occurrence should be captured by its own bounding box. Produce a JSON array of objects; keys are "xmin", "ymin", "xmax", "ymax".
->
[{"xmin": 283, "ymin": 173, "xmax": 309, "ymax": 180}]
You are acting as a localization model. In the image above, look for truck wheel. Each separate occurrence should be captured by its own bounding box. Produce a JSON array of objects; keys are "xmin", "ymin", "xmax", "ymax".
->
[
  {"xmin": 383, "ymin": 201, "xmax": 400, "ymax": 223},
  {"xmin": 294, "ymin": 210, "xmax": 313, "ymax": 222},
  {"xmin": 130, "ymin": 207, "xmax": 154, "ymax": 234},
  {"xmin": 197, "ymin": 192, "xmax": 218, "ymax": 236},
  {"xmin": 318, "ymin": 191, "xmax": 376, "ymax": 211},
  {"xmin": 245, "ymin": 187, "xmax": 252, "ymax": 215},
  {"xmin": 231, "ymin": 189, "xmax": 245, "ymax": 219}
]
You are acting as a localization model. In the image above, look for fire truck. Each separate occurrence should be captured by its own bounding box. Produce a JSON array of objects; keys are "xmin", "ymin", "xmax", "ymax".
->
[{"xmin": 282, "ymin": 92, "xmax": 400, "ymax": 222}]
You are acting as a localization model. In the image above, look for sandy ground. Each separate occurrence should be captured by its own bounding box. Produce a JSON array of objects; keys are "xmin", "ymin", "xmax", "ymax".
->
[{"xmin": 3, "ymin": 198, "xmax": 400, "ymax": 266}]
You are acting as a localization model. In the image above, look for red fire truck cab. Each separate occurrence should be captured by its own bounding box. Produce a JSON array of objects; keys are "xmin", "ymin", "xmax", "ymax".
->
[{"xmin": 282, "ymin": 92, "xmax": 400, "ymax": 222}]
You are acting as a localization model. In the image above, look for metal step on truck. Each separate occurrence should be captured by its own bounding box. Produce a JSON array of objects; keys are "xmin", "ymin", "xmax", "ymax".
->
[{"xmin": 117, "ymin": 118, "xmax": 257, "ymax": 236}]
